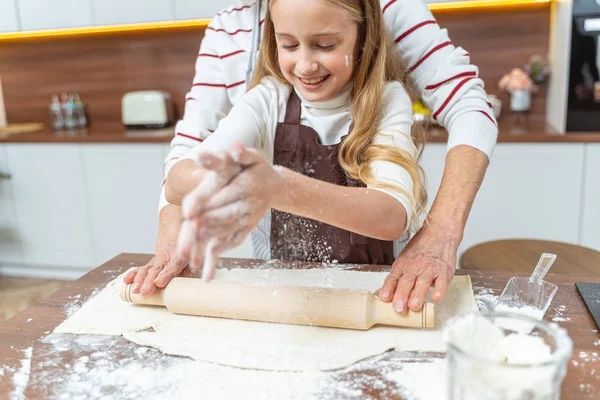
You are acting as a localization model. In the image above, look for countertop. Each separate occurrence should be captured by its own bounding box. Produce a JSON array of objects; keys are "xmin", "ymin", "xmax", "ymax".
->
[
  {"xmin": 3, "ymin": 118, "xmax": 600, "ymax": 144},
  {"xmin": 0, "ymin": 124, "xmax": 174, "ymax": 144},
  {"xmin": 0, "ymin": 254, "xmax": 599, "ymax": 398}
]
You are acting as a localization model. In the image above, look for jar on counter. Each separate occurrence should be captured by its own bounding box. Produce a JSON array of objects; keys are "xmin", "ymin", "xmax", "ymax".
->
[{"xmin": 444, "ymin": 311, "xmax": 573, "ymax": 400}]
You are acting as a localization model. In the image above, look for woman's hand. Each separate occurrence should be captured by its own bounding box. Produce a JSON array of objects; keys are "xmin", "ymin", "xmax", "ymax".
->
[{"xmin": 123, "ymin": 204, "xmax": 194, "ymax": 295}]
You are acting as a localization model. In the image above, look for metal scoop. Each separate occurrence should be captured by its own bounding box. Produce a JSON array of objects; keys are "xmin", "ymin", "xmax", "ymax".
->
[{"xmin": 495, "ymin": 253, "xmax": 558, "ymax": 321}]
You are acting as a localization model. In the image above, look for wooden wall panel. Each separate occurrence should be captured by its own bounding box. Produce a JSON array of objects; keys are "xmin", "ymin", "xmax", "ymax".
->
[
  {"xmin": 0, "ymin": 29, "xmax": 204, "ymax": 132},
  {"xmin": 0, "ymin": 5, "xmax": 550, "ymax": 130},
  {"xmin": 435, "ymin": 5, "xmax": 551, "ymax": 129}
]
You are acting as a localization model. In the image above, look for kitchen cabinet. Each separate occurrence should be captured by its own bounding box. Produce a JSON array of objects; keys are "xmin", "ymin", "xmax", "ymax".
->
[
  {"xmin": 0, "ymin": 141, "xmax": 594, "ymax": 280},
  {"xmin": 580, "ymin": 144, "xmax": 600, "ymax": 251},
  {"xmin": 421, "ymin": 143, "xmax": 586, "ymax": 261},
  {"xmin": 0, "ymin": 144, "xmax": 23, "ymax": 267},
  {"xmin": 173, "ymin": 0, "xmax": 229, "ymax": 20},
  {"xmin": 92, "ymin": 0, "xmax": 174, "ymax": 26},
  {"xmin": 18, "ymin": 0, "xmax": 93, "ymax": 31},
  {"xmin": 0, "ymin": 0, "xmax": 19, "ymax": 32},
  {"xmin": 82, "ymin": 144, "xmax": 164, "ymax": 265},
  {"xmin": 5, "ymin": 144, "xmax": 95, "ymax": 275}
]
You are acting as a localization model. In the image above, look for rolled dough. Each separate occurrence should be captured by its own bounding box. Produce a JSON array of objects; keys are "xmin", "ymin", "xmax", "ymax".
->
[{"xmin": 54, "ymin": 268, "xmax": 477, "ymax": 371}]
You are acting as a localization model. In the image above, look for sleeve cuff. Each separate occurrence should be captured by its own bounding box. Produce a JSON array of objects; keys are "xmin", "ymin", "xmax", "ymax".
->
[{"xmin": 446, "ymin": 111, "xmax": 499, "ymax": 159}]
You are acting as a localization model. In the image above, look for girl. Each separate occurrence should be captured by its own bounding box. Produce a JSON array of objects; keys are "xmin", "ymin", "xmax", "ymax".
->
[{"xmin": 165, "ymin": 0, "xmax": 427, "ymax": 271}]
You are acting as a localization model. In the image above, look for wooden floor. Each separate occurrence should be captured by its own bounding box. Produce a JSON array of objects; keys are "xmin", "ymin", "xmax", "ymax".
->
[{"xmin": 0, "ymin": 276, "xmax": 66, "ymax": 321}]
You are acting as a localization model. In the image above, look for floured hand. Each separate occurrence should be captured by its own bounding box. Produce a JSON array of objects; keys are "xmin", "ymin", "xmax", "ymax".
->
[{"xmin": 177, "ymin": 143, "xmax": 285, "ymax": 281}]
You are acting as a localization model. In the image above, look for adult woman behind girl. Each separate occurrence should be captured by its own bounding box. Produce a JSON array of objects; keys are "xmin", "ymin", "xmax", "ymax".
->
[{"xmin": 165, "ymin": 0, "xmax": 429, "ymax": 281}]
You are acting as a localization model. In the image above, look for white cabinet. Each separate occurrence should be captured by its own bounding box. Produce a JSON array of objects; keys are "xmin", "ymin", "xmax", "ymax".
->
[
  {"xmin": 462, "ymin": 144, "xmax": 584, "ymax": 254},
  {"xmin": 6, "ymin": 144, "xmax": 95, "ymax": 270},
  {"xmin": 580, "ymin": 144, "xmax": 600, "ymax": 251},
  {"xmin": 0, "ymin": 0, "xmax": 19, "ymax": 32},
  {"xmin": 82, "ymin": 144, "xmax": 164, "ymax": 265},
  {"xmin": 19, "ymin": 0, "xmax": 93, "ymax": 30},
  {"xmin": 174, "ymin": 0, "xmax": 229, "ymax": 20},
  {"xmin": 0, "ymin": 144, "xmax": 23, "ymax": 264},
  {"xmin": 92, "ymin": 0, "xmax": 174, "ymax": 25},
  {"xmin": 421, "ymin": 143, "xmax": 586, "ymax": 261}
]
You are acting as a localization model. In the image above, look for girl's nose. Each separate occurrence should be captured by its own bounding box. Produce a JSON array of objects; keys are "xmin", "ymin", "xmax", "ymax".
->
[{"xmin": 297, "ymin": 53, "xmax": 319, "ymax": 76}]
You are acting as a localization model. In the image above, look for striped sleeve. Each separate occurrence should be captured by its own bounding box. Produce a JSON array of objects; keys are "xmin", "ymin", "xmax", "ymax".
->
[
  {"xmin": 382, "ymin": 0, "xmax": 498, "ymax": 158},
  {"xmin": 159, "ymin": 24, "xmax": 233, "ymax": 212},
  {"xmin": 164, "ymin": 24, "xmax": 233, "ymax": 178}
]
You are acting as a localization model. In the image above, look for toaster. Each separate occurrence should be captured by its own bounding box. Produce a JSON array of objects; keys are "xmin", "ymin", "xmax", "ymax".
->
[{"xmin": 122, "ymin": 90, "xmax": 175, "ymax": 128}]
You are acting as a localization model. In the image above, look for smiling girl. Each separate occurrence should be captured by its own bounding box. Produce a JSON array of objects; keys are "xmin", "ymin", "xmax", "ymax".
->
[{"xmin": 165, "ymin": 0, "xmax": 427, "ymax": 265}]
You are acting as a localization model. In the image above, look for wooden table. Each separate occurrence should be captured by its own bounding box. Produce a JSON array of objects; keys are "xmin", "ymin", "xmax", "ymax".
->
[{"xmin": 1, "ymin": 254, "xmax": 599, "ymax": 399}]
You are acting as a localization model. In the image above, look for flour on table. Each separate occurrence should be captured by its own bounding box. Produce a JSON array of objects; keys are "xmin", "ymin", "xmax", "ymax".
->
[
  {"xmin": 54, "ymin": 269, "xmax": 478, "ymax": 371},
  {"xmin": 10, "ymin": 347, "xmax": 33, "ymax": 400},
  {"xmin": 36, "ymin": 335, "xmax": 449, "ymax": 400}
]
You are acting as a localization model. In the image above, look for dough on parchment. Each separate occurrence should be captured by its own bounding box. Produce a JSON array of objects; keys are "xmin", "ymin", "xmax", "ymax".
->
[{"xmin": 54, "ymin": 269, "xmax": 477, "ymax": 371}]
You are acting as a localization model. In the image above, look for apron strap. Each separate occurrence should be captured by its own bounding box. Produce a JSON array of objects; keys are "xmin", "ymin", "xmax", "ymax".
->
[{"xmin": 284, "ymin": 90, "xmax": 302, "ymax": 125}]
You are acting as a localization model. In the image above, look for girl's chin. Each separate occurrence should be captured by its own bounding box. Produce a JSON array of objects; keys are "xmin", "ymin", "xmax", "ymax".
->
[{"xmin": 296, "ymin": 89, "xmax": 335, "ymax": 102}]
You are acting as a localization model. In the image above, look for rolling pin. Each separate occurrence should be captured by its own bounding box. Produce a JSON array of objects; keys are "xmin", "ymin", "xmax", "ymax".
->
[{"xmin": 121, "ymin": 278, "xmax": 434, "ymax": 330}]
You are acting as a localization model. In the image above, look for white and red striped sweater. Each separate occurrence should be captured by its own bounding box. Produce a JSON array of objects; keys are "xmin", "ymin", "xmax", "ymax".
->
[{"xmin": 160, "ymin": 0, "xmax": 498, "ymax": 211}]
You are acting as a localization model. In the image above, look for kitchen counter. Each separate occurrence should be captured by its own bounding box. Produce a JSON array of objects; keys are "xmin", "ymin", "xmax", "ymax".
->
[
  {"xmin": 0, "ymin": 254, "xmax": 599, "ymax": 398},
  {"xmin": 427, "ymin": 119, "xmax": 600, "ymax": 143},
  {"xmin": 4, "ymin": 119, "xmax": 600, "ymax": 144},
  {"xmin": 0, "ymin": 124, "xmax": 174, "ymax": 144}
]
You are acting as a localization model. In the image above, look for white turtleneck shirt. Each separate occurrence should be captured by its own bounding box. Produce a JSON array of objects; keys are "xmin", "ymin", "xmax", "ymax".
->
[{"xmin": 181, "ymin": 76, "xmax": 417, "ymax": 258}]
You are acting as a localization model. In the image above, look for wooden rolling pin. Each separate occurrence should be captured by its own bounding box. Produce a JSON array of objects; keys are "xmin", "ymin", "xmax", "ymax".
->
[{"xmin": 121, "ymin": 278, "xmax": 434, "ymax": 330}]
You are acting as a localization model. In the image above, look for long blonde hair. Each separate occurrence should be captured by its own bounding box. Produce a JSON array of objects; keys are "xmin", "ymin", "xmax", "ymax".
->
[{"xmin": 250, "ymin": 0, "xmax": 427, "ymax": 233}]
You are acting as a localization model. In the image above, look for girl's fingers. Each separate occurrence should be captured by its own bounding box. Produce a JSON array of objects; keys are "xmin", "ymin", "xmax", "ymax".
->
[
  {"xmin": 176, "ymin": 219, "xmax": 199, "ymax": 261},
  {"xmin": 189, "ymin": 238, "xmax": 202, "ymax": 277},
  {"xmin": 201, "ymin": 239, "xmax": 219, "ymax": 281},
  {"xmin": 198, "ymin": 151, "xmax": 241, "ymax": 178},
  {"xmin": 197, "ymin": 201, "xmax": 251, "ymax": 230},
  {"xmin": 212, "ymin": 228, "xmax": 249, "ymax": 255},
  {"xmin": 183, "ymin": 162, "xmax": 242, "ymax": 219},
  {"xmin": 231, "ymin": 143, "xmax": 265, "ymax": 166},
  {"xmin": 196, "ymin": 151, "xmax": 226, "ymax": 170},
  {"xmin": 202, "ymin": 176, "xmax": 249, "ymax": 212},
  {"xmin": 201, "ymin": 228, "xmax": 249, "ymax": 282}
]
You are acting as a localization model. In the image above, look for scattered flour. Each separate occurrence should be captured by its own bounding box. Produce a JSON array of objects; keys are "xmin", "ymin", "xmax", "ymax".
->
[
  {"xmin": 578, "ymin": 351, "xmax": 599, "ymax": 362},
  {"xmin": 64, "ymin": 289, "xmax": 100, "ymax": 317},
  {"xmin": 386, "ymin": 359, "xmax": 446, "ymax": 400},
  {"xmin": 34, "ymin": 334, "xmax": 446, "ymax": 400},
  {"xmin": 473, "ymin": 286, "xmax": 498, "ymax": 312},
  {"xmin": 552, "ymin": 304, "xmax": 571, "ymax": 322},
  {"xmin": 495, "ymin": 303, "xmax": 545, "ymax": 321},
  {"xmin": 11, "ymin": 347, "xmax": 33, "ymax": 400}
]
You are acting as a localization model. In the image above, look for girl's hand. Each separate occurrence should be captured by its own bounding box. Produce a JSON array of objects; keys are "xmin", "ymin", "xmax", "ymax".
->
[{"xmin": 177, "ymin": 144, "xmax": 285, "ymax": 279}]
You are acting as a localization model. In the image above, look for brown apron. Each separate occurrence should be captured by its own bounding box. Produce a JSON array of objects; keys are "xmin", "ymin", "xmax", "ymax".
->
[{"xmin": 270, "ymin": 91, "xmax": 395, "ymax": 265}]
